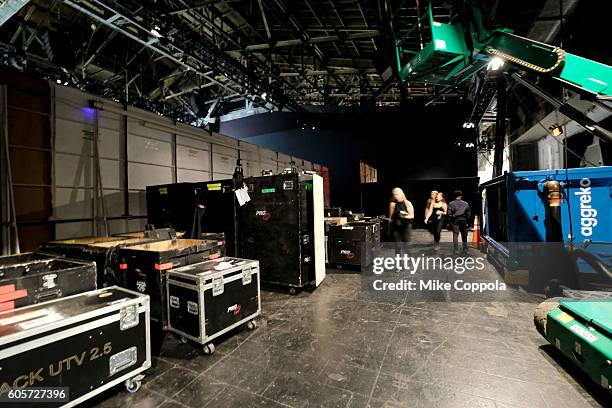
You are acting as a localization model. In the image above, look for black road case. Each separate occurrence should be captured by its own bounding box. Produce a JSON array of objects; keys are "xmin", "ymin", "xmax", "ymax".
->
[
  {"xmin": 328, "ymin": 222, "xmax": 380, "ymax": 268},
  {"xmin": 146, "ymin": 182, "xmax": 197, "ymax": 237},
  {"xmin": 241, "ymin": 173, "xmax": 320, "ymax": 293},
  {"xmin": 147, "ymin": 180, "xmax": 240, "ymax": 256},
  {"xmin": 166, "ymin": 257, "xmax": 260, "ymax": 354},
  {"xmin": 117, "ymin": 239, "xmax": 225, "ymax": 346},
  {"xmin": 40, "ymin": 237, "xmax": 127, "ymax": 288},
  {"xmin": 0, "ymin": 287, "xmax": 151, "ymax": 407},
  {"xmin": 0, "ymin": 256, "xmax": 96, "ymax": 312}
]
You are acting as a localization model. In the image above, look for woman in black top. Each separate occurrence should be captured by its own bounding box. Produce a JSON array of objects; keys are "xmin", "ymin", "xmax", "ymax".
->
[
  {"xmin": 425, "ymin": 192, "xmax": 447, "ymax": 250},
  {"xmin": 388, "ymin": 188, "xmax": 414, "ymax": 251}
]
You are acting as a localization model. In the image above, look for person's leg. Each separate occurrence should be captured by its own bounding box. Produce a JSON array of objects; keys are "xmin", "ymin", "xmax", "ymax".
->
[
  {"xmin": 460, "ymin": 219, "xmax": 468, "ymax": 252},
  {"xmin": 451, "ymin": 221, "xmax": 460, "ymax": 252}
]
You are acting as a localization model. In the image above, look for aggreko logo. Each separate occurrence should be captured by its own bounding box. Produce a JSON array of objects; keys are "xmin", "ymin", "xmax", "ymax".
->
[{"xmin": 574, "ymin": 178, "xmax": 598, "ymax": 237}]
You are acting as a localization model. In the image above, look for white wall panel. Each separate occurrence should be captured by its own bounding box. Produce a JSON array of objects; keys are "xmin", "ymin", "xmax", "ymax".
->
[
  {"xmin": 176, "ymin": 135, "xmax": 209, "ymax": 150},
  {"xmin": 100, "ymin": 159, "xmax": 122, "ymax": 189},
  {"xmin": 212, "ymin": 150, "xmax": 237, "ymax": 174},
  {"xmin": 259, "ymin": 147, "xmax": 277, "ymax": 162},
  {"xmin": 177, "ymin": 169, "xmax": 210, "ymax": 183},
  {"xmin": 98, "ymin": 127, "xmax": 122, "ymax": 160},
  {"xmin": 260, "ymin": 159, "xmax": 278, "ymax": 173},
  {"xmin": 55, "ymin": 118, "xmax": 92, "ymax": 155},
  {"xmin": 129, "ymin": 190, "xmax": 148, "ymax": 215},
  {"xmin": 128, "ymin": 134, "xmax": 172, "ymax": 166},
  {"xmin": 54, "ymin": 153, "xmax": 92, "ymax": 188},
  {"xmin": 128, "ymin": 120, "xmax": 173, "ymax": 142},
  {"xmin": 212, "ymin": 172, "xmax": 233, "ymax": 181},
  {"xmin": 176, "ymin": 144, "xmax": 210, "ymax": 171},
  {"xmin": 128, "ymin": 163, "xmax": 172, "ymax": 190},
  {"xmin": 53, "ymin": 188, "xmax": 92, "ymax": 219},
  {"xmin": 211, "ymin": 144, "xmax": 238, "ymax": 157},
  {"xmin": 102, "ymin": 189, "xmax": 125, "ymax": 217},
  {"xmin": 303, "ymin": 161, "xmax": 313, "ymax": 171},
  {"xmin": 243, "ymin": 160, "xmax": 261, "ymax": 177},
  {"xmin": 278, "ymin": 152, "xmax": 291, "ymax": 164},
  {"xmin": 55, "ymin": 222, "xmax": 93, "ymax": 240}
]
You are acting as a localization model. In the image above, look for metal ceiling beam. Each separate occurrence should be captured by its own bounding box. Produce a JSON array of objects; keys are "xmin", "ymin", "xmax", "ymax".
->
[
  {"xmin": 242, "ymin": 30, "xmax": 380, "ymax": 51},
  {"xmin": 62, "ymin": 0, "xmax": 290, "ymax": 112},
  {"xmin": 0, "ymin": 0, "xmax": 31, "ymax": 28}
]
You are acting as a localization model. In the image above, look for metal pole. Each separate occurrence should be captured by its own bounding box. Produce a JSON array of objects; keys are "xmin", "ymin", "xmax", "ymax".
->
[
  {"xmin": 0, "ymin": 85, "xmax": 20, "ymax": 254},
  {"xmin": 493, "ymin": 74, "xmax": 507, "ymax": 178}
]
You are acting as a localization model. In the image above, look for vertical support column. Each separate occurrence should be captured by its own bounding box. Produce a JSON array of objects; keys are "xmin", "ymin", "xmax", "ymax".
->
[
  {"xmin": 493, "ymin": 74, "xmax": 507, "ymax": 178},
  {"xmin": 122, "ymin": 105, "xmax": 129, "ymax": 217},
  {"xmin": 0, "ymin": 85, "xmax": 20, "ymax": 254}
]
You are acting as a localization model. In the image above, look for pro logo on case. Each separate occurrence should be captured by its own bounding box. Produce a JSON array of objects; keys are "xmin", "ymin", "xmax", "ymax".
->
[{"xmin": 169, "ymin": 296, "xmax": 180, "ymax": 308}]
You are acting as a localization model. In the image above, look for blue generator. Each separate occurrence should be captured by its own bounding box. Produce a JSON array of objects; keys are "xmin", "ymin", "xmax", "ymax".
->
[{"xmin": 479, "ymin": 166, "xmax": 612, "ymax": 291}]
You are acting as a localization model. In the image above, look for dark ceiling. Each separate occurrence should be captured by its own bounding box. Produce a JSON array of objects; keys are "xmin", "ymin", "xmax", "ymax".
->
[{"xmin": 0, "ymin": 0, "xmax": 548, "ymax": 124}]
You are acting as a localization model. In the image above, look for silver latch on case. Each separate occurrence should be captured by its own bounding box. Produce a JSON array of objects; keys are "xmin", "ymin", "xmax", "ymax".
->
[
  {"xmin": 42, "ymin": 273, "xmax": 57, "ymax": 289},
  {"xmin": 242, "ymin": 267, "xmax": 252, "ymax": 285},
  {"xmin": 109, "ymin": 346, "xmax": 137, "ymax": 376},
  {"xmin": 119, "ymin": 305, "xmax": 139, "ymax": 330},
  {"xmin": 169, "ymin": 296, "xmax": 179, "ymax": 308},
  {"xmin": 212, "ymin": 277, "xmax": 224, "ymax": 296}
]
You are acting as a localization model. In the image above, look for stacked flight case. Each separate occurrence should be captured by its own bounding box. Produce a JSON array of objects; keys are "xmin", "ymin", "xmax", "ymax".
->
[
  {"xmin": 0, "ymin": 287, "xmax": 151, "ymax": 405},
  {"xmin": 328, "ymin": 221, "xmax": 381, "ymax": 268},
  {"xmin": 166, "ymin": 257, "xmax": 260, "ymax": 354},
  {"xmin": 116, "ymin": 239, "xmax": 225, "ymax": 348},
  {"xmin": 240, "ymin": 172, "xmax": 326, "ymax": 293},
  {"xmin": 41, "ymin": 237, "xmax": 127, "ymax": 287},
  {"xmin": 0, "ymin": 253, "xmax": 97, "ymax": 312},
  {"xmin": 146, "ymin": 180, "xmax": 239, "ymax": 256}
]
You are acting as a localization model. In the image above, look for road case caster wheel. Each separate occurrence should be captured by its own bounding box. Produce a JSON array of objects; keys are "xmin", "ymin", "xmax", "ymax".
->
[
  {"xmin": 246, "ymin": 320, "xmax": 257, "ymax": 330},
  {"xmin": 203, "ymin": 343, "xmax": 215, "ymax": 355},
  {"xmin": 125, "ymin": 377, "xmax": 142, "ymax": 393},
  {"xmin": 289, "ymin": 287, "xmax": 297, "ymax": 295},
  {"xmin": 180, "ymin": 336, "xmax": 188, "ymax": 344}
]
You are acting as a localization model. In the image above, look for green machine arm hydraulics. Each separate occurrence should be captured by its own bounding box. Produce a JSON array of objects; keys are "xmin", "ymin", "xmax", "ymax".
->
[{"xmin": 395, "ymin": 1, "xmax": 612, "ymax": 99}]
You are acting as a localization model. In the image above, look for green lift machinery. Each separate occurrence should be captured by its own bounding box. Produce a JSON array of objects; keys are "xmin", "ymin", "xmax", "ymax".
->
[{"xmin": 394, "ymin": 1, "xmax": 611, "ymax": 394}]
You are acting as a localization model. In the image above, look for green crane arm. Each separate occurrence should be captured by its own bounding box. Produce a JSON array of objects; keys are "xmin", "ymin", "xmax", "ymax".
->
[{"xmin": 396, "ymin": 3, "xmax": 612, "ymax": 98}]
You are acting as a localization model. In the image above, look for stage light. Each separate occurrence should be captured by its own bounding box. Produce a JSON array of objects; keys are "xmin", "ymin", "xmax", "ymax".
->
[
  {"xmin": 487, "ymin": 57, "xmax": 505, "ymax": 71},
  {"xmin": 56, "ymin": 79, "xmax": 62, "ymax": 84},
  {"xmin": 150, "ymin": 25, "xmax": 162, "ymax": 38},
  {"xmin": 462, "ymin": 122, "xmax": 475, "ymax": 129},
  {"xmin": 549, "ymin": 124, "xmax": 563, "ymax": 137},
  {"xmin": 261, "ymin": 92, "xmax": 267, "ymax": 100}
]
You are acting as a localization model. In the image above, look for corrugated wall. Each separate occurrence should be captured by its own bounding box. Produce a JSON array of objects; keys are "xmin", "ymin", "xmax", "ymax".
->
[{"xmin": 5, "ymin": 81, "xmax": 324, "ymax": 244}]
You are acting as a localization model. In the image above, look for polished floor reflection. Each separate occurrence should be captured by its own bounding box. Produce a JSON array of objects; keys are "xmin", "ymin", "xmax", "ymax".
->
[{"xmin": 86, "ymin": 234, "xmax": 609, "ymax": 408}]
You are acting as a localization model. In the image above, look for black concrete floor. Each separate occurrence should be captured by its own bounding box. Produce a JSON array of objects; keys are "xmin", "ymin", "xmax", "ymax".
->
[{"xmin": 87, "ymin": 232, "xmax": 610, "ymax": 408}]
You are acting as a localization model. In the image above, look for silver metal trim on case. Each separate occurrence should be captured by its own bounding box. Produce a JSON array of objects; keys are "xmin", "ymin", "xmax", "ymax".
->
[
  {"xmin": 242, "ymin": 267, "xmax": 252, "ymax": 285},
  {"xmin": 0, "ymin": 291, "xmax": 152, "ymax": 408},
  {"xmin": 120, "ymin": 305, "xmax": 139, "ymax": 331},
  {"xmin": 0, "ymin": 287, "xmax": 149, "ymax": 347},
  {"xmin": 165, "ymin": 263, "xmax": 261, "ymax": 345},
  {"xmin": 109, "ymin": 346, "xmax": 138, "ymax": 376},
  {"xmin": 212, "ymin": 277, "xmax": 224, "ymax": 296},
  {"xmin": 187, "ymin": 301, "xmax": 199, "ymax": 315},
  {"xmin": 169, "ymin": 296, "xmax": 179, "ymax": 308}
]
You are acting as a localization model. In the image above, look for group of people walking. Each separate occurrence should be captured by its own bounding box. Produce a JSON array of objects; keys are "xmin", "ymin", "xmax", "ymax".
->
[{"xmin": 388, "ymin": 187, "xmax": 471, "ymax": 254}]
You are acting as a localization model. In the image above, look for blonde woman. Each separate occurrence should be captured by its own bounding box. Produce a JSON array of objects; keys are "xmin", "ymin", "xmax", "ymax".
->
[
  {"xmin": 388, "ymin": 187, "xmax": 414, "ymax": 248},
  {"xmin": 424, "ymin": 190, "xmax": 438, "ymax": 225},
  {"xmin": 429, "ymin": 192, "xmax": 448, "ymax": 250}
]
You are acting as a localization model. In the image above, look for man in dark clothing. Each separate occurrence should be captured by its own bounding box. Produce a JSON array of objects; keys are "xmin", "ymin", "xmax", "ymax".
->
[{"xmin": 447, "ymin": 190, "xmax": 471, "ymax": 254}]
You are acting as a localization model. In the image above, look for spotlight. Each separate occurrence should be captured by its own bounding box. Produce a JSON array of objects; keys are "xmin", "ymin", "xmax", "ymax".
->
[
  {"xmin": 487, "ymin": 57, "xmax": 505, "ymax": 71},
  {"xmin": 56, "ymin": 79, "xmax": 62, "ymax": 84},
  {"xmin": 462, "ymin": 122, "xmax": 475, "ymax": 129},
  {"xmin": 549, "ymin": 124, "xmax": 563, "ymax": 137},
  {"xmin": 63, "ymin": 81, "xmax": 68, "ymax": 86},
  {"xmin": 311, "ymin": 126, "xmax": 316, "ymax": 130},
  {"xmin": 150, "ymin": 25, "xmax": 162, "ymax": 38},
  {"xmin": 90, "ymin": 23, "xmax": 97, "ymax": 31},
  {"xmin": 261, "ymin": 92, "xmax": 267, "ymax": 100}
]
